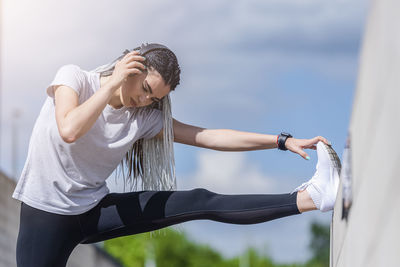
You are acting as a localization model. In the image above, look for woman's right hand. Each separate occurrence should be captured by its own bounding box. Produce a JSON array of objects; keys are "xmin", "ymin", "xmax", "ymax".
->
[{"xmin": 107, "ymin": 50, "xmax": 147, "ymax": 89}]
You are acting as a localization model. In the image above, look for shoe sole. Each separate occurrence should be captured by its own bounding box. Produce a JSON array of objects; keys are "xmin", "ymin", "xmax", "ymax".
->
[{"xmin": 322, "ymin": 143, "xmax": 342, "ymax": 174}]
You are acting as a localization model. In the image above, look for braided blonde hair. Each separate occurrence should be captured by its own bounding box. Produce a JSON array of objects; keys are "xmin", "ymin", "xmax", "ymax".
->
[{"xmin": 91, "ymin": 47, "xmax": 178, "ymax": 192}]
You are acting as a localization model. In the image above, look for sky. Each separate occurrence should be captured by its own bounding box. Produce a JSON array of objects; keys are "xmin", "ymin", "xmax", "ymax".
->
[{"xmin": 0, "ymin": 0, "xmax": 370, "ymax": 263}]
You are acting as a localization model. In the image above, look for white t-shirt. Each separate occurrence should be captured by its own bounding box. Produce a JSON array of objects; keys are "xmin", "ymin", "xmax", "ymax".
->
[{"xmin": 12, "ymin": 64, "xmax": 163, "ymax": 215}]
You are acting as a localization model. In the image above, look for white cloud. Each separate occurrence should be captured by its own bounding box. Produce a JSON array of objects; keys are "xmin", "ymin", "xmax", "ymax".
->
[
  {"xmin": 179, "ymin": 150, "xmax": 279, "ymax": 194},
  {"xmin": 1, "ymin": 1, "xmax": 361, "ymax": 262},
  {"xmin": 1, "ymin": 0, "xmax": 368, "ymax": 129}
]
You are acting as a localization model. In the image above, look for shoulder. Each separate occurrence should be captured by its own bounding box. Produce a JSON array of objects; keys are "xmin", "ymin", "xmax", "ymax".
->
[
  {"xmin": 53, "ymin": 64, "xmax": 87, "ymax": 82},
  {"xmin": 47, "ymin": 64, "xmax": 88, "ymax": 98},
  {"xmin": 57, "ymin": 64, "xmax": 88, "ymax": 79}
]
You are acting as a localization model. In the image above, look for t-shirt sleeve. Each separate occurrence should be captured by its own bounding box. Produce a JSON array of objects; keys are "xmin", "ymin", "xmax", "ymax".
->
[
  {"xmin": 139, "ymin": 108, "xmax": 164, "ymax": 140},
  {"xmin": 46, "ymin": 64, "xmax": 84, "ymax": 98}
]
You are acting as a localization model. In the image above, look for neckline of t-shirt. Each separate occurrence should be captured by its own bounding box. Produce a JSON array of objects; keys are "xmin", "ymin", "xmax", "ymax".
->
[{"xmin": 94, "ymin": 72, "xmax": 129, "ymax": 113}]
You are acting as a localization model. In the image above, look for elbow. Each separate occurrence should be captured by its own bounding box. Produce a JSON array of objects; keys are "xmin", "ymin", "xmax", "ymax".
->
[
  {"xmin": 59, "ymin": 127, "xmax": 78, "ymax": 144},
  {"xmin": 62, "ymin": 136, "xmax": 76, "ymax": 144}
]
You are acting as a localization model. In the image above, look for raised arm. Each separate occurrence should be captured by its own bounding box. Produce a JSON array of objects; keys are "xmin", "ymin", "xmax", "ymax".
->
[
  {"xmin": 54, "ymin": 51, "xmax": 145, "ymax": 143},
  {"xmin": 55, "ymin": 82, "xmax": 117, "ymax": 143},
  {"xmin": 159, "ymin": 119, "xmax": 331, "ymax": 160}
]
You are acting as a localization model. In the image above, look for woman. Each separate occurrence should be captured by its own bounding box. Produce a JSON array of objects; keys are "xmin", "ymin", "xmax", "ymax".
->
[{"xmin": 12, "ymin": 43, "xmax": 340, "ymax": 267}]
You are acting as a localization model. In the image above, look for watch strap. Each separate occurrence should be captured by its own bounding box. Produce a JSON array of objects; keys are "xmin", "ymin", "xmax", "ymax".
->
[{"xmin": 277, "ymin": 132, "xmax": 293, "ymax": 151}]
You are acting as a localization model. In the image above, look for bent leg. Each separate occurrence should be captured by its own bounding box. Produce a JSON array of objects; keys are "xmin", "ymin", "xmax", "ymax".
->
[
  {"xmin": 16, "ymin": 202, "xmax": 83, "ymax": 267},
  {"xmin": 79, "ymin": 188, "xmax": 300, "ymax": 244}
]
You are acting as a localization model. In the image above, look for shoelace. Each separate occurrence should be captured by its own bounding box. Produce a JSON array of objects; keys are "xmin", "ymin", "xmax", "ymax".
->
[
  {"xmin": 290, "ymin": 169, "xmax": 319, "ymax": 194},
  {"xmin": 290, "ymin": 144, "xmax": 341, "ymax": 195}
]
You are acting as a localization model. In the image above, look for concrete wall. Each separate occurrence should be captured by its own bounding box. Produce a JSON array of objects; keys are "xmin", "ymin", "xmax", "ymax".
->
[
  {"xmin": 0, "ymin": 171, "xmax": 123, "ymax": 267},
  {"xmin": 330, "ymin": 0, "xmax": 400, "ymax": 266},
  {"xmin": 0, "ymin": 172, "xmax": 19, "ymax": 267}
]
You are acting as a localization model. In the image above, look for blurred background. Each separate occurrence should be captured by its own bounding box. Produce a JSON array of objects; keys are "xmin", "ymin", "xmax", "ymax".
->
[{"xmin": 0, "ymin": 0, "xmax": 370, "ymax": 266}]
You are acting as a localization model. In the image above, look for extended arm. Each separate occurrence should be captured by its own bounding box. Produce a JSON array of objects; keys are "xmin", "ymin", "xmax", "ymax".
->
[
  {"xmin": 156, "ymin": 119, "xmax": 330, "ymax": 159},
  {"xmin": 172, "ymin": 119, "xmax": 278, "ymax": 151}
]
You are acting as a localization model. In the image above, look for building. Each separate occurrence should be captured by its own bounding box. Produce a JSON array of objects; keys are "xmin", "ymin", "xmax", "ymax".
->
[
  {"xmin": 0, "ymin": 170, "xmax": 123, "ymax": 267},
  {"xmin": 330, "ymin": 0, "xmax": 400, "ymax": 266}
]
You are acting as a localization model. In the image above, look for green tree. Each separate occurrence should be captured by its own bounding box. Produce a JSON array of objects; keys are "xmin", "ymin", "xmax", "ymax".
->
[
  {"xmin": 153, "ymin": 228, "xmax": 224, "ymax": 267},
  {"xmin": 104, "ymin": 228, "xmax": 228, "ymax": 267},
  {"xmin": 103, "ymin": 222, "xmax": 331, "ymax": 267},
  {"xmin": 104, "ymin": 233, "xmax": 148, "ymax": 266},
  {"xmin": 305, "ymin": 221, "xmax": 330, "ymax": 267}
]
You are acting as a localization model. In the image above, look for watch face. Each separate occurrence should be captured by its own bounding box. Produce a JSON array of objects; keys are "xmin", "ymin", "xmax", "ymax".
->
[{"xmin": 282, "ymin": 132, "xmax": 292, "ymax": 137}]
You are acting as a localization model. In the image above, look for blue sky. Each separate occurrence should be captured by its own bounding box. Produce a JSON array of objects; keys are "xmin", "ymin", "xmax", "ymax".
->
[{"xmin": 0, "ymin": 0, "xmax": 369, "ymax": 263}]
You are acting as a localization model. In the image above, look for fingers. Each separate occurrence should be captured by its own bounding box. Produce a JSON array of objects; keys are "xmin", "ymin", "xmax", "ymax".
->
[
  {"xmin": 312, "ymin": 136, "xmax": 331, "ymax": 146},
  {"xmin": 123, "ymin": 56, "xmax": 146, "ymax": 67},
  {"xmin": 295, "ymin": 148, "xmax": 310, "ymax": 160},
  {"xmin": 125, "ymin": 53, "xmax": 146, "ymax": 61},
  {"xmin": 115, "ymin": 51, "xmax": 147, "ymax": 79},
  {"xmin": 126, "ymin": 61, "xmax": 147, "ymax": 71},
  {"xmin": 122, "ymin": 54, "xmax": 147, "ymax": 75},
  {"xmin": 126, "ymin": 68, "xmax": 143, "ymax": 77},
  {"xmin": 121, "ymin": 51, "xmax": 146, "ymax": 64},
  {"xmin": 125, "ymin": 50, "xmax": 142, "ymax": 57}
]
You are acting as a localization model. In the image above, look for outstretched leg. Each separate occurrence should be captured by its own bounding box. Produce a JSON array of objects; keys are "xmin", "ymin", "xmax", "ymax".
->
[
  {"xmin": 79, "ymin": 141, "xmax": 340, "ymax": 244},
  {"xmin": 79, "ymin": 189, "xmax": 301, "ymax": 244},
  {"xmin": 15, "ymin": 189, "xmax": 316, "ymax": 266}
]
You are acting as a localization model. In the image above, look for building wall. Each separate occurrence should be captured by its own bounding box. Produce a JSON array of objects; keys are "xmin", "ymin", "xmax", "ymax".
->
[
  {"xmin": 330, "ymin": 0, "xmax": 400, "ymax": 266},
  {"xmin": 0, "ymin": 171, "xmax": 123, "ymax": 267},
  {"xmin": 0, "ymin": 172, "xmax": 19, "ymax": 267}
]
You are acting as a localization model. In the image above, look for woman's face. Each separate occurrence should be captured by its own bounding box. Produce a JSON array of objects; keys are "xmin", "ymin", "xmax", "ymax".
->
[{"xmin": 120, "ymin": 67, "xmax": 171, "ymax": 108}]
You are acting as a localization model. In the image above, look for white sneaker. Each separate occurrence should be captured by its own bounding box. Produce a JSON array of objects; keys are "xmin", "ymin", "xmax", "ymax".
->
[{"xmin": 291, "ymin": 141, "xmax": 341, "ymax": 212}]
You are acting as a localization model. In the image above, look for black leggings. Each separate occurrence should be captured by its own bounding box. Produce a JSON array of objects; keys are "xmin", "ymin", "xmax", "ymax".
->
[{"xmin": 16, "ymin": 188, "xmax": 300, "ymax": 267}]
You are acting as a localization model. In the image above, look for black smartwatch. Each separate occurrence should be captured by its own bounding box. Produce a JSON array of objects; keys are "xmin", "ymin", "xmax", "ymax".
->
[{"xmin": 277, "ymin": 132, "xmax": 293, "ymax": 151}]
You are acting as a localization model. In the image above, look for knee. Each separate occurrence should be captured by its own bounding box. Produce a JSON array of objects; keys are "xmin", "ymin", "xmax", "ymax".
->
[
  {"xmin": 191, "ymin": 188, "xmax": 213, "ymax": 194},
  {"xmin": 190, "ymin": 188, "xmax": 217, "ymax": 199}
]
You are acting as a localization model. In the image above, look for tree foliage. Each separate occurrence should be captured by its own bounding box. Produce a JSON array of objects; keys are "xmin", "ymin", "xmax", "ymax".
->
[
  {"xmin": 305, "ymin": 221, "xmax": 330, "ymax": 267},
  {"xmin": 104, "ymin": 221, "xmax": 330, "ymax": 267}
]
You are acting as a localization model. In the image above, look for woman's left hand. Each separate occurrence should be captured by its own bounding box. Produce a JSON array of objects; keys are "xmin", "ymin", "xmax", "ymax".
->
[{"xmin": 284, "ymin": 136, "xmax": 331, "ymax": 160}]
